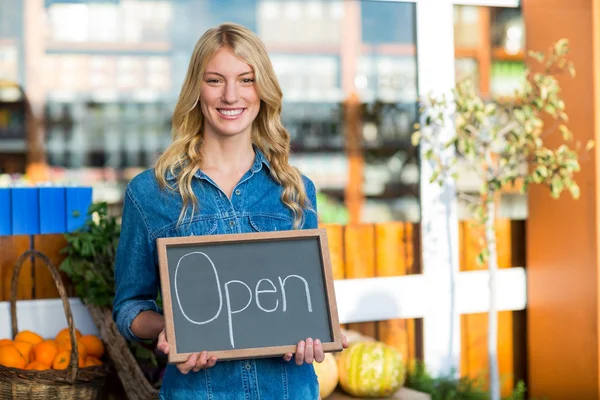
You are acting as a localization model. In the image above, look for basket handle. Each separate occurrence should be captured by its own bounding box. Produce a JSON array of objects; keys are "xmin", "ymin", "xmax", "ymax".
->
[{"xmin": 10, "ymin": 249, "xmax": 79, "ymax": 383}]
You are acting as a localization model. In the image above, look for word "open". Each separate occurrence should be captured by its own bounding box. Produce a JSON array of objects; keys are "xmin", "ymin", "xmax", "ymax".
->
[{"xmin": 173, "ymin": 252, "xmax": 313, "ymax": 348}]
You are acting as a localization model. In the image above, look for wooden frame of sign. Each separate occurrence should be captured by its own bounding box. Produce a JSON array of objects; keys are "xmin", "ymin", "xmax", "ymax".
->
[{"xmin": 157, "ymin": 228, "xmax": 343, "ymax": 363}]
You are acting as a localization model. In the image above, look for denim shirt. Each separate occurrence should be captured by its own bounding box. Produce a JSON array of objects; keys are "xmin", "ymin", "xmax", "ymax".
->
[{"xmin": 113, "ymin": 149, "xmax": 319, "ymax": 400}]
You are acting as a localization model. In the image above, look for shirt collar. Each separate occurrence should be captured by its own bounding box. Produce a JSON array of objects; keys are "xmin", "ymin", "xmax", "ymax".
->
[{"xmin": 165, "ymin": 145, "xmax": 271, "ymax": 182}]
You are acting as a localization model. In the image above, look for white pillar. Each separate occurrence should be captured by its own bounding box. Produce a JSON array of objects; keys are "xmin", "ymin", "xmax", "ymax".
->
[{"xmin": 415, "ymin": 0, "xmax": 461, "ymax": 377}]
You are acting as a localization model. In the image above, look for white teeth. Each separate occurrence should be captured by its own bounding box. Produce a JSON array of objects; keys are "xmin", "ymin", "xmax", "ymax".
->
[{"xmin": 219, "ymin": 109, "xmax": 243, "ymax": 116}]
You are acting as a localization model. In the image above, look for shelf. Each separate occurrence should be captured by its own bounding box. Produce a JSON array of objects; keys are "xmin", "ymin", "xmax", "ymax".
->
[
  {"xmin": 492, "ymin": 47, "xmax": 524, "ymax": 61},
  {"xmin": 362, "ymin": 43, "xmax": 416, "ymax": 56},
  {"xmin": 264, "ymin": 43, "xmax": 340, "ymax": 55},
  {"xmin": 455, "ymin": 47, "xmax": 480, "ymax": 59},
  {"xmin": 321, "ymin": 182, "xmax": 419, "ymax": 200},
  {"xmin": 45, "ymin": 41, "xmax": 171, "ymax": 54}
]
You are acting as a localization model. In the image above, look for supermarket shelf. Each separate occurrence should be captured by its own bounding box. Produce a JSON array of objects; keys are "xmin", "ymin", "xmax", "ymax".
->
[
  {"xmin": 45, "ymin": 41, "xmax": 171, "ymax": 54},
  {"xmin": 455, "ymin": 46, "xmax": 480, "ymax": 59},
  {"xmin": 492, "ymin": 47, "xmax": 525, "ymax": 61},
  {"xmin": 0, "ymin": 139, "xmax": 26, "ymax": 153}
]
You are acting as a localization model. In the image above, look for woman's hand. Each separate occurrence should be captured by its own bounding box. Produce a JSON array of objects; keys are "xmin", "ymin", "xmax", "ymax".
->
[
  {"xmin": 283, "ymin": 334, "xmax": 349, "ymax": 365},
  {"xmin": 157, "ymin": 328, "xmax": 218, "ymax": 374}
]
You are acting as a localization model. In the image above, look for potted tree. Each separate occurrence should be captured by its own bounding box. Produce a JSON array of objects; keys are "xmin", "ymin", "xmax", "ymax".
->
[{"xmin": 411, "ymin": 39, "xmax": 593, "ymax": 400}]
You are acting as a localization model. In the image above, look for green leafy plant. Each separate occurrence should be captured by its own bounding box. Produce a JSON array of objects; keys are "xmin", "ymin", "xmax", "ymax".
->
[
  {"xmin": 411, "ymin": 39, "xmax": 591, "ymax": 400},
  {"xmin": 59, "ymin": 202, "xmax": 163, "ymax": 386},
  {"xmin": 60, "ymin": 202, "xmax": 118, "ymax": 307},
  {"xmin": 405, "ymin": 361, "xmax": 537, "ymax": 400}
]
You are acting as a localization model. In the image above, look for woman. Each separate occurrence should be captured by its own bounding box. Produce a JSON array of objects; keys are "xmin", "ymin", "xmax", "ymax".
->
[{"xmin": 112, "ymin": 23, "xmax": 347, "ymax": 399}]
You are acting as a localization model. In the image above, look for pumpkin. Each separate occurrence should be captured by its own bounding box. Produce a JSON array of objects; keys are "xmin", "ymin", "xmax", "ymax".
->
[
  {"xmin": 337, "ymin": 341, "xmax": 405, "ymax": 398},
  {"xmin": 314, "ymin": 353, "xmax": 339, "ymax": 399},
  {"xmin": 335, "ymin": 329, "xmax": 376, "ymax": 361}
]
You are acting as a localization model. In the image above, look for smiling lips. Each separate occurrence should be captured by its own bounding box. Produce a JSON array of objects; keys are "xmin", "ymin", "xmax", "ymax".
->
[{"xmin": 218, "ymin": 108, "xmax": 245, "ymax": 119}]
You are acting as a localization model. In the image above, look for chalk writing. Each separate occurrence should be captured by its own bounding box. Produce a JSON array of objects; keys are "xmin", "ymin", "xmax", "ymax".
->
[{"xmin": 174, "ymin": 251, "xmax": 314, "ymax": 348}]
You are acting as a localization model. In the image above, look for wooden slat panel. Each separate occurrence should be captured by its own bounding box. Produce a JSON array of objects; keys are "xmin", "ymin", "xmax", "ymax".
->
[
  {"xmin": 345, "ymin": 224, "xmax": 376, "ymax": 338},
  {"xmin": 320, "ymin": 224, "xmax": 345, "ymax": 280},
  {"xmin": 33, "ymin": 234, "xmax": 68, "ymax": 299},
  {"xmin": 460, "ymin": 219, "xmax": 514, "ymax": 396},
  {"xmin": 459, "ymin": 221, "xmax": 470, "ymax": 376},
  {"xmin": 374, "ymin": 222, "xmax": 417, "ymax": 363},
  {"xmin": 0, "ymin": 235, "xmax": 32, "ymax": 301}
]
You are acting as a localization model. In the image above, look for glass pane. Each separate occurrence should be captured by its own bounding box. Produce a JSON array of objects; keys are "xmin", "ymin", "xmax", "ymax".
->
[
  {"xmin": 0, "ymin": 0, "xmax": 419, "ymax": 224},
  {"xmin": 453, "ymin": 5, "xmax": 527, "ymax": 221}
]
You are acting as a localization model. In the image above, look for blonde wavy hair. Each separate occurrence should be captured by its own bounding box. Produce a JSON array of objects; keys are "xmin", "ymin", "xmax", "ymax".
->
[{"xmin": 154, "ymin": 23, "xmax": 310, "ymax": 228}]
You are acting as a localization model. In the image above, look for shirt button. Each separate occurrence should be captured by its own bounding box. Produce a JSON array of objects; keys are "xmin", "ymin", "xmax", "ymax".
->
[
  {"xmin": 229, "ymin": 220, "xmax": 235, "ymax": 227},
  {"xmin": 245, "ymin": 363, "xmax": 251, "ymax": 370},
  {"xmin": 235, "ymin": 189, "xmax": 241, "ymax": 195}
]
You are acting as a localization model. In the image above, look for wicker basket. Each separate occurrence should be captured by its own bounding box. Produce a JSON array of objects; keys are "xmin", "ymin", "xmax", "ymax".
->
[
  {"xmin": 0, "ymin": 250, "xmax": 108, "ymax": 400},
  {"xmin": 87, "ymin": 305, "xmax": 160, "ymax": 400}
]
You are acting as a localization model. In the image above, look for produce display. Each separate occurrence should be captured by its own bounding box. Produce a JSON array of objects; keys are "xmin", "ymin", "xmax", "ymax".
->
[
  {"xmin": 0, "ymin": 327, "xmax": 105, "ymax": 371},
  {"xmin": 314, "ymin": 330, "xmax": 405, "ymax": 399},
  {"xmin": 337, "ymin": 341, "xmax": 405, "ymax": 398},
  {"xmin": 314, "ymin": 352, "xmax": 339, "ymax": 399}
]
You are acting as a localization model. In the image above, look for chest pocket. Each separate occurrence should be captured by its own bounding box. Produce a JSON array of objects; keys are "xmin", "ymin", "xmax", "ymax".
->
[
  {"xmin": 175, "ymin": 218, "xmax": 218, "ymax": 237},
  {"xmin": 249, "ymin": 215, "xmax": 294, "ymax": 232}
]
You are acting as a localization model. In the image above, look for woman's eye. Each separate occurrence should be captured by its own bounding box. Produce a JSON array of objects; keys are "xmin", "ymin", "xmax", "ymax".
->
[
  {"xmin": 206, "ymin": 79, "xmax": 221, "ymax": 84},
  {"xmin": 242, "ymin": 78, "xmax": 255, "ymax": 83}
]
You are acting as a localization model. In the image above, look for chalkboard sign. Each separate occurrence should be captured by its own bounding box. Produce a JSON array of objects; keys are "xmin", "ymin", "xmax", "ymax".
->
[{"xmin": 157, "ymin": 228, "xmax": 343, "ymax": 363}]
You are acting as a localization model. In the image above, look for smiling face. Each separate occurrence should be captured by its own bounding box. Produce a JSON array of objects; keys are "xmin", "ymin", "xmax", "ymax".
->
[{"xmin": 199, "ymin": 46, "xmax": 260, "ymax": 141}]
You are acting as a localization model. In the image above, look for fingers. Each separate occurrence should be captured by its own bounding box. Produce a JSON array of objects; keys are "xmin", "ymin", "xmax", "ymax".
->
[
  {"xmin": 157, "ymin": 329, "xmax": 169, "ymax": 355},
  {"xmin": 177, "ymin": 353, "xmax": 198, "ymax": 374},
  {"xmin": 314, "ymin": 339, "xmax": 324, "ymax": 363},
  {"xmin": 206, "ymin": 356, "xmax": 218, "ymax": 368},
  {"xmin": 289, "ymin": 338, "xmax": 326, "ymax": 365},
  {"xmin": 178, "ymin": 351, "xmax": 218, "ymax": 374},
  {"xmin": 342, "ymin": 334, "xmax": 349, "ymax": 349},
  {"xmin": 193, "ymin": 351, "xmax": 208, "ymax": 373},
  {"xmin": 295, "ymin": 340, "xmax": 305, "ymax": 365},
  {"xmin": 304, "ymin": 338, "xmax": 314, "ymax": 364}
]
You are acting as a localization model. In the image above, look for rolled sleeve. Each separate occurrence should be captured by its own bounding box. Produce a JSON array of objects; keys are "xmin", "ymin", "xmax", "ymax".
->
[
  {"xmin": 116, "ymin": 299, "xmax": 160, "ymax": 342},
  {"xmin": 302, "ymin": 176, "xmax": 318, "ymax": 229},
  {"xmin": 113, "ymin": 187, "xmax": 161, "ymax": 342}
]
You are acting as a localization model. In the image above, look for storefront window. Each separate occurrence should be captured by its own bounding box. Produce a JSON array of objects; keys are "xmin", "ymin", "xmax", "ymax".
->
[
  {"xmin": 453, "ymin": 4, "xmax": 527, "ymax": 220},
  {"xmin": 1, "ymin": 0, "xmax": 422, "ymax": 224}
]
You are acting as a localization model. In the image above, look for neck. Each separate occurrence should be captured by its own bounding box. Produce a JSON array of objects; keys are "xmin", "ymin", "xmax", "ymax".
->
[{"xmin": 199, "ymin": 134, "xmax": 255, "ymax": 173}]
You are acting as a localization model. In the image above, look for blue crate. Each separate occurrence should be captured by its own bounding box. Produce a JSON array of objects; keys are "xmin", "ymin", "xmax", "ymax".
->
[
  {"xmin": 39, "ymin": 187, "xmax": 67, "ymax": 234},
  {"xmin": 66, "ymin": 187, "xmax": 93, "ymax": 232},
  {"xmin": 11, "ymin": 187, "xmax": 40, "ymax": 235},
  {"xmin": 0, "ymin": 188, "xmax": 11, "ymax": 235}
]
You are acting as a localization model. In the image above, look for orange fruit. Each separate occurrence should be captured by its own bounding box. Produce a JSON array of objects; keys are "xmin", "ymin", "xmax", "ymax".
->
[
  {"xmin": 32, "ymin": 340, "xmax": 58, "ymax": 366},
  {"xmin": 0, "ymin": 345, "xmax": 26, "ymax": 369},
  {"xmin": 52, "ymin": 351, "xmax": 70, "ymax": 370},
  {"xmin": 83, "ymin": 356, "xmax": 102, "ymax": 367},
  {"xmin": 55, "ymin": 328, "xmax": 82, "ymax": 344},
  {"xmin": 79, "ymin": 335, "xmax": 104, "ymax": 359},
  {"xmin": 57, "ymin": 339, "xmax": 87, "ymax": 359},
  {"xmin": 25, "ymin": 361, "xmax": 50, "ymax": 371},
  {"xmin": 0, "ymin": 339, "xmax": 13, "ymax": 347},
  {"xmin": 14, "ymin": 331, "xmax": 43, "ymax": 346},
  {"xmin": 13, "ymin": 341, "xmax": 33, "ymax": 362}
]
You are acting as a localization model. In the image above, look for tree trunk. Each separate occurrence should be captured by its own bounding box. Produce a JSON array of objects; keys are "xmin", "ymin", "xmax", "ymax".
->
[{"xmin": 485, "ymin": 198, "xmax": 500, "ymax": 400}]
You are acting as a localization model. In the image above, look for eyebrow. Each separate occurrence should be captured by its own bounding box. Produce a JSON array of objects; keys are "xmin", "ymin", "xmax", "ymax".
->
[{"xmin": 204, "ymin": 71, "xmax": 254, "ymax": 77}]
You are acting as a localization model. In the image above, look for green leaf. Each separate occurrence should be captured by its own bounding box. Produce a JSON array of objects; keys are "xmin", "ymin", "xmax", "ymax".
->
[
  {"xmin": 528, "ymin": 50, "xmax": 545, "ymax": 62},
  {"xmin": 567, "ymin": 62, "xmax": 576, "ymax": 78},
  {"xmin": 569, "ymin": 182, "xmax": 581, "ymax": 199},
  {"xmin": 559, "ymin": 124, "xmax": 572, "ymax": 141},
  {"xmin": 551, "ymin": 175, "xmax": 564, "ymax": 198},
  {"xmin": 411, "ymin": 131, "xmax": 421, "ymax": 146},
  {"xmin": 586, "ymin": 140, "xmax": 595, "ymax": 151}
]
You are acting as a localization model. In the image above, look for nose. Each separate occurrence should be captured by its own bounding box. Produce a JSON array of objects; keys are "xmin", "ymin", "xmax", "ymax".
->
[{"xmin": 222, "ymin": 81, "xmax": 239, "ymax": 104}]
